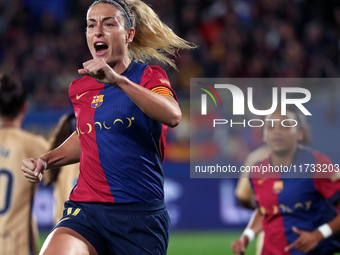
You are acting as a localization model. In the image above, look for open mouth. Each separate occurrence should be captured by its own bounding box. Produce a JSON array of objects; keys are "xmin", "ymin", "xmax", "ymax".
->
[
  {"xmin": 272, "ymin": 138, "xmax": 283, "ymax": 144},
  {"xmin": 94, "ymin": 42, "xmax": 108, "ymax": 53}
]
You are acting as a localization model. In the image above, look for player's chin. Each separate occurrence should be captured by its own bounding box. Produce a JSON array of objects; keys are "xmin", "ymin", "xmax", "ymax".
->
[{"xmin": 272, "ymin": 148, "xmax": 291, "ymax": 156}]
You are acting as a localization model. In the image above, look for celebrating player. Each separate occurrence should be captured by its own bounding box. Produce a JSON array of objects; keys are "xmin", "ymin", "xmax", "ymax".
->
[
  {"xmin": 0, "ymin": 73, "xmax": 49, "ymax": 255},
  {"xmin": 21, "ymin": 0, "xmax": 194, "ymax": 254},
  {"xmin": 232, "ymin": 108, "xmax": 340, "ymax": 255}
]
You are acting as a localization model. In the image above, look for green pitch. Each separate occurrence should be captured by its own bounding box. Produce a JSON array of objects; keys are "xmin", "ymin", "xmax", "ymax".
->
[
  {"xmin": 167, "ymin": 230, "xmax": 256, "ymax": 255},
  {"xmin": 167, "ymin": 231, "xmax": 340, "ymax": 255},
  {"xmin": 40, "ymin": 229, "xmax": 256, "ymax": 254}
]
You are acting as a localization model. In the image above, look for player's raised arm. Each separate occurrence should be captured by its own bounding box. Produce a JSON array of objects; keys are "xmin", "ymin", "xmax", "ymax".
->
[
  {"xmin": 120, "ymin": 78, "xmax": 182, "ymax": 127},
  {"xmin": 21, "ymin": 131, "xmax": 81, "ymax": 183},
  {"xmin": 79, "ymin": 58, "xmax": 182, "ymax": 127}
]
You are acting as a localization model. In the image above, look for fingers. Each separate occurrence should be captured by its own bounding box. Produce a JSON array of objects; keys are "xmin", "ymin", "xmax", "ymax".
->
[
  {"xmin": 78, "ymin": 69, "xmax": 87, "ymax": 75},
  {"xmin": 285, "ymin": 241, "xmax": 308, "ymax": 253},
  {"xmin": 21, "ymin": 158, "xmax": 39, "ymax": 183},
  {"xmin": 288, "ymin": 229, "xmax": 321, "ymax": 253},
  {"xmin": 231, "ymin": 238, "xmax": 246, "ymax": 255},
  {"xmin": 285, "ymin": 227, "xmax": 300, "ymax": 252},
  {"xmin": 22, "ymin": 172, "xmax": 40, "ymax": 183},
  {"xmin": 292, "ymin": 226, "xmax": 301, "ymax": 234},
  {"xmin": 21, "ymin": 158, "xmax": 46, "ymax": 183},
  {"xmin": 80, "ymin": 59, "xmax": 107, "ymax": 78},
  {"xmin": 78, "ymin": 58, "xmax": 120, "ymax": 85},
  {"xmin": 284, "ymin": 241, "xmax": 296, "ymax": 252},
  {"xmin": 22, "ymin": 158, "xmax": 36, "ymax": 169},
  {"xmin": 35, "ymin": 158, "xmax": 47, "ymax": 179}
]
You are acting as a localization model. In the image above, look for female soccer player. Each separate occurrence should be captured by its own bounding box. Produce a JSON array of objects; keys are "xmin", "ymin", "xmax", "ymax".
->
[
  {"xmin": 0, "ymin": 73, "xmax": 49, "ymax": 255},
  {"xmin": 232, "ymin": 108, "xmax": 340, "ymax": 255},
  {"xmin": 21, "ymin": 0, "xmax": 194, "ymax": 254}
]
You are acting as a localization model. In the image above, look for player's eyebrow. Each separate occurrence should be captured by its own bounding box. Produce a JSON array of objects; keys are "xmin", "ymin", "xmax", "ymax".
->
[{"xmin": 87, "ymin": 17, "xmax": 117, "ymax": 23}]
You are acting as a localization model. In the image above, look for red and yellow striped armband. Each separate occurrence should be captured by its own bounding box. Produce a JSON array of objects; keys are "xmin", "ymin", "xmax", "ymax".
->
[{"xmin": 151, "ymin": 86, "xmax": 174, "ymax": 98}]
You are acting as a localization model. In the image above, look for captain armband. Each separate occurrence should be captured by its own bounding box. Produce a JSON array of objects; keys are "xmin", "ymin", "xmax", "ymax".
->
[{"xmin": 151, "ymin": 86, "xmax": 174, "ymax": 98}]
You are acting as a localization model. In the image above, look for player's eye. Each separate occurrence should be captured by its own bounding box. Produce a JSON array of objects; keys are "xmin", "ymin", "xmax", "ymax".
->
[{"xmin": 87, "ymin": 24, "xmax": 95, "ymax": 29}]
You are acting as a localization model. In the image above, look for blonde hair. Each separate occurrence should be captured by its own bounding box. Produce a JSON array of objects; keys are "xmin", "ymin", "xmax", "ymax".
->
[{"xmin": 89, "ymin": 0, "xmax": 196, "ymax": 69}]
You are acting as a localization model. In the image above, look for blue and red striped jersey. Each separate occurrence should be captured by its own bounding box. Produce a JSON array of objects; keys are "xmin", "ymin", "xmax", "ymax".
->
[
  {"xmin": 68, "ymin": 61, "xmax": 177, "ymax": 203},
  {"xmin": 251, "ymin": 146, "xmax": 340, "ymax": 255}
]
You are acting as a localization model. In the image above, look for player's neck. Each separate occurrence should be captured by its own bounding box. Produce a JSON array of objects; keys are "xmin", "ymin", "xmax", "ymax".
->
[
  {"xmin": 271, "ymin": 147, "xmax": 296, "ymax": 166},
  {"xmin": 0, "ymin": 118, "xmax": 21, "ymax": 129},
  {"xmin": 109, "ymin": 57, "xmax": 132, "ymax": 75}
]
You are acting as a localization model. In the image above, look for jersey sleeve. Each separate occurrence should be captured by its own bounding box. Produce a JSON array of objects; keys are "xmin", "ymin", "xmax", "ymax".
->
[
  {"xmin": 140, "ymin": 65, "xmax": 178, "ymax": 101},
  {"xmin": 235, "ymin": 177, "xmax": 253, "ymax": 202},
  {"xmin": 313, "ymin": 152, "xmax": 340, "ymax": 204}
]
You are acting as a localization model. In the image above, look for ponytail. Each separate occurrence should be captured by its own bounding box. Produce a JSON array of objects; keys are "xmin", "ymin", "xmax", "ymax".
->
[
  {"xmin": 127, "ymin": 0, "xmax": 196, "ymax": 68},
  {"xmin": 89, "ymin": 0, "xmax": 196, "ymax": 69}
]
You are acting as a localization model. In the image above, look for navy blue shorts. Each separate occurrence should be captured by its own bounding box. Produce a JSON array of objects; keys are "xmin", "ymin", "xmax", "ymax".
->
[{"xmin": 53, "ymin": 200, "xmax": 170, "ymax": 255}]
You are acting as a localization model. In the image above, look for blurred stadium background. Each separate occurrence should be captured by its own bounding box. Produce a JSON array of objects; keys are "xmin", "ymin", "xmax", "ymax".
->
[{"xmin": 2, "ymin": 0, "xmax": 340, "ymax": 254}]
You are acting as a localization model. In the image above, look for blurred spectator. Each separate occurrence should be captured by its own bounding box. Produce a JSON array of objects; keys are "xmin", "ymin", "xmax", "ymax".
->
[
  {"xmin": 0, "ymin": 0, "xmax": 339, "ymax": 106},
  {"xmin": 1, "ymin": 0, "xmax": 340, "ymax": 167}
]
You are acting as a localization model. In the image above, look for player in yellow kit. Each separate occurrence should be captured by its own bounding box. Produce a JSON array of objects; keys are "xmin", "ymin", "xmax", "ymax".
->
[
  {"xmin": 0, "ymin": 73, "xmax": 49, "ymax": 255},
  {"xmin": 44, "ymin": 113, "xmax": 80, "ymax": 224}
]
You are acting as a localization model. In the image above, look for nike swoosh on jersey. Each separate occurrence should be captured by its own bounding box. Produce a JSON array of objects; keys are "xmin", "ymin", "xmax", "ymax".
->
[
  {"xmin": 76, "ymin": 92, "xmax": 88, "ymax": 100},
  {"xmin": 258, "ymin": 178, "xmax": 266, "ymax": 184}
]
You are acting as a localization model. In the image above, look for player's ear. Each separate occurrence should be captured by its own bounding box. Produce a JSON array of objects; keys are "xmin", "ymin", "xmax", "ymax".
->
[
  {"xmin": 297, "ymin": 129, "xmax": 304, "ymax": 142},
  {"xmin": 126, "ymin": 28, "xmax": 135, "ymax": 43}
]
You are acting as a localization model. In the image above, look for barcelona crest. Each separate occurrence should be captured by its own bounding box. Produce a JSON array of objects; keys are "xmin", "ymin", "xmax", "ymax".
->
[
  {"xmin": 91, "ymin": 95, "xmax": 104, "ymax": 108},
  {"xmin": 273, "ymin": 180, "xmax": 284, "ymax": 194}
]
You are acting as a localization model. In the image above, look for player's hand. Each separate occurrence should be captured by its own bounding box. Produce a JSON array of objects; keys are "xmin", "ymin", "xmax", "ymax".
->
[
  {"xmin": 21, "ymin": 158, "xmax": 47, "ymax": 183},
  {"xmin": 284, "ymin": 226, "xmax": 323, "ymax": 253},
  {"xmin": 78, "ymin": 58, "xmax": 121, "ymax": 87},
  {"xmin": 231, "ymin": 236, "xmax": 248, "ymax": 255}
]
